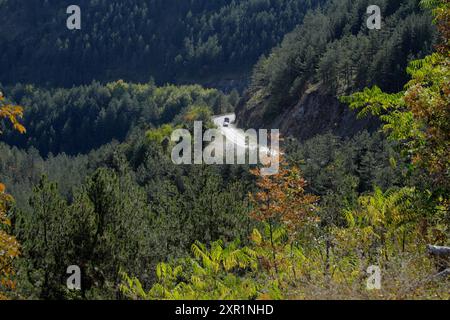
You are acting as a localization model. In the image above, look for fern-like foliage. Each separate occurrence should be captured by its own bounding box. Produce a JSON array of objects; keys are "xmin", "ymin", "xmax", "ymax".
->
[{"xmin": 120, "ymin": 240, "xmax": 259, "ymax": 300}]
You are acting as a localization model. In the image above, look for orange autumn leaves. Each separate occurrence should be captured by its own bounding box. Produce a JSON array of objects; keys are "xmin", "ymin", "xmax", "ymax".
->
[
  {"xmin": 0, "ymin": 183, "xmax": 20, "ymax": 299},
  {"xmin": 0, "ymin": 92, "xmax": 24, "ymax": 299},
  {"xmin": 0, "ymin": 92, "xmax": 26, "ymax": 135},
  {"xmin": 249, "ymin": 159, "xmax": 319, "ymax": 238},
  {"xmin": 248, "ymin": 158, "xmax": 319, "ymax": 283}
]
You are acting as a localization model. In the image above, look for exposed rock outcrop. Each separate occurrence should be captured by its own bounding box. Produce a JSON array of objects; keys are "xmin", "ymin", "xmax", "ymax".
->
[{"xmin": 236, "ymin": 84, "xmax": 379, "ymax": 141}]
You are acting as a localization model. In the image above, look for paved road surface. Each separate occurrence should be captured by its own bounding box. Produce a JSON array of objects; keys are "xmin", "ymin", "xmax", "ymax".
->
[{"xmin": 211, "ymin": 113, "xmax": 278, "ymax": 158}]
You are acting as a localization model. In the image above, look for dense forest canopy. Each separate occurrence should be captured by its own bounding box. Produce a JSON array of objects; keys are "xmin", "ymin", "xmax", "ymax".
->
[
  {"xmin": 238, "ymin": 0, "xmax": 437, "ymax": 128},
  {"xmin": 0, "ymin": 0, "xmax": 326, "ymax": 87},
  {"xmin": 0, "ymin": 81, "xmax": 237, "ymax": 155},
  {"xmin": 0, "ymin": 0, "xmax": 448, "ymax": 301}
]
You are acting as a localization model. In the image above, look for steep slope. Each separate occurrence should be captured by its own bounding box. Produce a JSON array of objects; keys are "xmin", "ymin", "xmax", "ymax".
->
[
  {"xmin": 236, "ymin": 0, "xmax": 436, "ymax": 140},
  {"xmin": 237, "ymin": 84, "xmax": 380, "ymax": 140}
]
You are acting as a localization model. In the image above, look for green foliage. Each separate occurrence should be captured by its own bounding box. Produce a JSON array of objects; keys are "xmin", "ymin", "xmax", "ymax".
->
[
  {"xmin": 0, "ymin": 0, "xmax": 326, "ymax": 86},
  {"xmin": 0, "ymin": 180, "xmax": 20, "ymax": 300},
  {"xmin": 341, "ymin": 86, "xmax": 405, "ymax": 118},
  {"xmin": 1, "ymin": 82, "xmax": 228, "ymax": 155},
  {"xmin": 146, "ymin": 124, "xmax": 176, "ymax": 145},
  {"xmin": 119, "ymin": 2, "xmax": 450, "ymax": 300},
  {"xmin": 241, "ymin": 0, "xmax": 436, "ymax": 127},
  {"xmin": 122, "ymin": 171, "xmax": 449, "ymax": 300},
  {"xmin": 2, "ymin": 130, "xmax": 255, "ymax": 298},
  {"xmin": 13, "ymin": 168, "xmax": 154, "ymax": 299},
  {"xmin": 2, "ymin": 0, "xmax": 449, "ymax": 301},
  {"xmin": 1, "ymin": 126, "xmax": 420, "ymax": 299},
  {"xmin": 0, "ymin": 92, "xmax": 24, "ymax": 299},
  {"xmin": 121, "ymin": 240, "xmax": 259, "ymax": 300},
  {"xmin": 181, "ymin": 104, "xmax": 214, "ymax": 126},
  {"xmin": 342, "ymin": 1, "xmax": 450, "ymax": 229},
  {"xmin": 14, "ymin": 177, "xmax": 72, "ymax": 299},
  {"xmin": 339, "ymin": 187, "xmax": 418, "ymax": 258}
]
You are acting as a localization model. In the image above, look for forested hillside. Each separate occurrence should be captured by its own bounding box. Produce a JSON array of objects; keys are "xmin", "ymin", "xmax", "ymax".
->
[
  {"xmin": 0, "ymin": 81, "xmax": 237, "ymax": 155},
  {"xmin": 0, "ymin": 124, "xmax": 408, "ymax": 298},
  {"xmin": 0, "ymin": 0, "xmax": 325, "ymax": 87},
  {"xmin": 0, "ymin": 0, "xmax": 448, "ymax": 301},
  {"xmin": 237, "ymin": 0, "xmax": 437, "ymax": 139}
]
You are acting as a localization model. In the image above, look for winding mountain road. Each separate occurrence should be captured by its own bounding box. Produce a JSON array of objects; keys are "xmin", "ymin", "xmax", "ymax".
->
[{"xmin": 211, "ymin": 113, "xmax": 278, "ymax": 157}]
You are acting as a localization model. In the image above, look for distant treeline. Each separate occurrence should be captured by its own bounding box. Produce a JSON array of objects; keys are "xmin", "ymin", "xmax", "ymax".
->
[
  {"xmin": 0, "ymin": 81, "xmax": 238, "ymax": 156},
  {"xmin": 0, "ymin": 0, "xmax": 326, "ymax": 86}
]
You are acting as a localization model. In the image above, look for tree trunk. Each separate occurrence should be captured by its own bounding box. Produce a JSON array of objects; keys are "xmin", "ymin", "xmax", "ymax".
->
[
  {"xmin": 427, "ymin": 245, "xmax": 450, "ymax": 272},
  {"xmin": 427, "ymin": 245, "xmax": 450, "ymax": 257}
]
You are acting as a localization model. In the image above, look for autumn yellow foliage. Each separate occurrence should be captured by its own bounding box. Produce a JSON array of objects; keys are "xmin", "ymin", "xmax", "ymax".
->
[
  {"xmin": 0, "ymin": 93, "xmax": 26, "ymax": 135},
  {"xmin": 0, "ymin": 183, "xmax": 20, "ymax": 300},
  {"xmin": 0, "ymin": 92, "xmax": 24, "ymax": 299}
]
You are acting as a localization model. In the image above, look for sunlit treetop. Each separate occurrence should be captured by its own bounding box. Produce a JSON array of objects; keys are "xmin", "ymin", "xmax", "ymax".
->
[{"xmin": 0, "ymin": 92, "xmax": 26, "ymax": 135}]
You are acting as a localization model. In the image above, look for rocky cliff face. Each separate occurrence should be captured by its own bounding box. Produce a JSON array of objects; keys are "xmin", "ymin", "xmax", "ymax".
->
[{"xmin": 236, "ymin": 84, "xmax": 379, "ymax": 141}]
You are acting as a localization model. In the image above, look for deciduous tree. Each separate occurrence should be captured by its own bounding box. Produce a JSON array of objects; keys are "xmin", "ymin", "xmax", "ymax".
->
[{"xmin": 0, "ymin": 92, "xmax": 24, "ymax": 299}]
